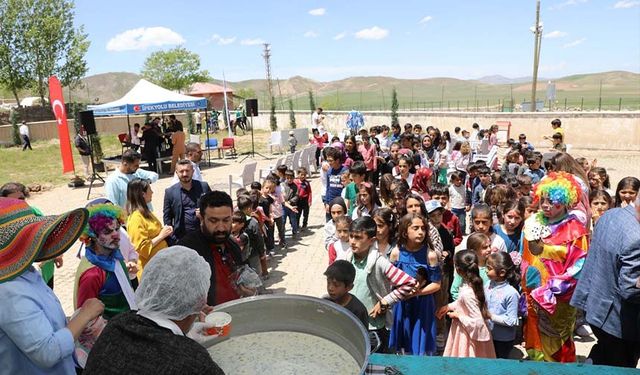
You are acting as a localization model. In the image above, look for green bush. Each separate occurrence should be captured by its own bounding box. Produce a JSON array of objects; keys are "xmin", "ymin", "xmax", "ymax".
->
[
  {"xmin": 270, "ymin": 97, "xmax": 277, "ymax": 131},
  {"xmin": 288, "ymin": 99, "xmax": 296, "ymax": 129}
]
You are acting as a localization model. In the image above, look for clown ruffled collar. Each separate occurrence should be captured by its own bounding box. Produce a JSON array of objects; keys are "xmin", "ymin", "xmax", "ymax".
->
[{"xmin": 524, "ymin": 211, "xmax": 587, "ymax": 246}]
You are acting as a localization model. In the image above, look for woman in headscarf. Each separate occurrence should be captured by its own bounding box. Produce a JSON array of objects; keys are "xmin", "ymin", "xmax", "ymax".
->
[
  {"xmin": 411, "ymin": 167, "xmax": 433, "ymax": 201},
  {"xmin": 0, "ymin": 198, "xmax": 104, "ymax": 374}
]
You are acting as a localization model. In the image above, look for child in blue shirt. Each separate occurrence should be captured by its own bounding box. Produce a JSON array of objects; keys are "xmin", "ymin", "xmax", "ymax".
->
[{"xmin": 485, "ymin": 252, "xmax": 520, "ymax": 359}]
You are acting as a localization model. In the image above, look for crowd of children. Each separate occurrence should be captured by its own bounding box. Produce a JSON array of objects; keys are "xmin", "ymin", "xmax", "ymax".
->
[{"xmin": 294, "ymin": 120, "xmax": 640, "ymax": 363}]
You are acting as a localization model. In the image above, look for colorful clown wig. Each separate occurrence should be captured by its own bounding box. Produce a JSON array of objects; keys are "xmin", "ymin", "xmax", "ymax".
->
[
  {"xmin": 79, "ymin": 204, "xmax": 126, "ymax": 244},
  {"xmin": 533, "ymin": 171, "xmax": 582, "ymax": 208}
]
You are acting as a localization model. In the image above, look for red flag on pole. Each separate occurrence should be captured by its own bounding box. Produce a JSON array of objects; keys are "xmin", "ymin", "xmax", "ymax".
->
[{"xmin": 48, "ymin": 76, "xmax": 75, "ymax": 174}]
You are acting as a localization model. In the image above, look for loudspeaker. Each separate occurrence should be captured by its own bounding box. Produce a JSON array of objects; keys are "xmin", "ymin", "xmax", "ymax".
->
[
  {"xmin": 79, "ymin": 110, "xmax": 97, "ymax": 135},
  {"xmin": 245, "ymin": 99, "xmax": 258, "ymax": 117}
]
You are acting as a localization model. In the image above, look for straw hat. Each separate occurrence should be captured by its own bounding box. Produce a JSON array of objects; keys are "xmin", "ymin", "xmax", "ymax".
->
[{"xmin": 0, "ymin": 198, "xmax": 88, "ymax": 283}]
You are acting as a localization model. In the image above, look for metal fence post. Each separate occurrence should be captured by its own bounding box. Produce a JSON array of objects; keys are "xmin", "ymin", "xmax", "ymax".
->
[{"xmin": 618, "ymin": 97, "xmax": 622, "ymax": 111}]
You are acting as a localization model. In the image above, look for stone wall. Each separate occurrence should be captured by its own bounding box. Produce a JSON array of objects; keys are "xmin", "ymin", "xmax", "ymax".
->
[{"xmin": 1, "ymin": 111, "xmax": 638, "ymax": 151}]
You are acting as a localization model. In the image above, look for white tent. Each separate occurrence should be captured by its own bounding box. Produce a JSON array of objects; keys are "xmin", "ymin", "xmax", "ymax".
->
[{"xmin": 88, "ymin": 79, "xmax": 207, "ymax": 116}]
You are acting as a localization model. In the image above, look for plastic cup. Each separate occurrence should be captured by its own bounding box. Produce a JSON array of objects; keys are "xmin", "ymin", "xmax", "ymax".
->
[{"xmin": 205, "ymin": 312, "xmax": 232, "ymax": 337}]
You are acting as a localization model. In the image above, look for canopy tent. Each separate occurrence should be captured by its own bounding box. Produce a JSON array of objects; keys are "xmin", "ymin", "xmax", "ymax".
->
[{"xmin": 88, "ymin": 79, "xmax": 207, "ymax": 116}]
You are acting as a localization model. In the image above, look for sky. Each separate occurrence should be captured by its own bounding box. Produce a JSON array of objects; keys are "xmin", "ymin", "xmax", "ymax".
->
[{"xmin": 75, "ymin": 0, "xmax": 640, "ymax": 82}]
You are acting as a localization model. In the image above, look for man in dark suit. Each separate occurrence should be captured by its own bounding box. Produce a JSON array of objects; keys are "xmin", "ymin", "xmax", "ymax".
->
[
  {"xmin": 177, "ymin": 191, "xmax": 247, "ymax": 306},
  {"xmin": 163, "ymin": 159, "xmax": 211, "ymax": 241},
  {"xmin": 571, "ymin": 197, "xmax": 640, "ymax": 368}
]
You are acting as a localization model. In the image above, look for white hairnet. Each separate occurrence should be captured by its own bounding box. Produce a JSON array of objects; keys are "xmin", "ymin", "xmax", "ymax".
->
[{"xmin": 135, "ymin": 246, "xmax": 211, "ymax": 320}]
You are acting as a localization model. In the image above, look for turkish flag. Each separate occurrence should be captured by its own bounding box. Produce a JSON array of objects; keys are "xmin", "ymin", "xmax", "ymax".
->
[{"xmin": 48, "ymin": 76, "xmax": 75, "ymax": 174}]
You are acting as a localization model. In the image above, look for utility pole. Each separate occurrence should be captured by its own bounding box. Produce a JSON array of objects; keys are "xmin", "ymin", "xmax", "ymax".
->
[
  {"xmin": 531, "ymin": 0, "xmax": 543, "ymax": 112},
  {"xmin": 262, "ymin": 43, "xmax": 274, "ymax": 108}
]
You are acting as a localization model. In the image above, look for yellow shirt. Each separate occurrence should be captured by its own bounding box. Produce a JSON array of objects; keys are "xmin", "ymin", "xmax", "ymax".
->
[
  {"xmin": 552, "ymin": 127, "xmax": 564, "ymax": 137},
  {"xmin": 127, "ymin": 210, "xmax": 168, "ymax": 279}
]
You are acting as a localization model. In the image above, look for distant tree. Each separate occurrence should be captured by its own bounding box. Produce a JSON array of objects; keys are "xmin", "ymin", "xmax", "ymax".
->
[
  {"xmin": 186, "ymin": 110, "xmax": 195, "ymax": 134},
  {"xmin": 391, "ymin": 87, "xmax": 399, "ymax": 126},
  {"xmin": 0, "ymin": 0, "xmax": 31, "ymax": 106},
  {"xmin": 70, "ymin": 102, "xmax": 86, "ymax": 135},
  {"xmin": 236, "ymin": 88, "xmax": 256, "ymax": 100},
  {"xmin": 10, "ymin": 109, "xmax": 20, "ymax": 146},
  {"xmin": 22, "ymin": 0, "xmax": 90, "ymax": 104},
  {"xmin": 288, "ymin": 99, "xmax": 296, "ymax": 129},
  {"xmin": 270, "ymin": 96, "xmax": 277, "ymax": 131},
  {"xmin": 141, "ymin": 47, "xmax": 210, "ymax": 92},
  {"xmin": 308, "ymin": 90, "xmax": 316, "ymax": 112}
]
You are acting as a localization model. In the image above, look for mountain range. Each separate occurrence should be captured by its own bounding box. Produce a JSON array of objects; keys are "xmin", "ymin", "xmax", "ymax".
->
[{"xmin": 2, "ymin": 70, "xmax": 636, "ymax": 110}]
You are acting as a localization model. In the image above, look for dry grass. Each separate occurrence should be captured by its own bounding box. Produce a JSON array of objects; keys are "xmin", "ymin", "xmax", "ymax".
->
[{"xmin": 0, "ymin": 129, "xmax": 276, "ymax": 187}]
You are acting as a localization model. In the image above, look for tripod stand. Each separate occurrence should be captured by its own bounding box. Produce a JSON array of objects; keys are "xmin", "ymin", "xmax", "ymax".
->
[
  {"xmin": 86, "ymin": 135, "xmax": 105, "ymax": 200},
  {"xmin": 238, "ymin": 114, "xmax": 268, "ymax": 162}
]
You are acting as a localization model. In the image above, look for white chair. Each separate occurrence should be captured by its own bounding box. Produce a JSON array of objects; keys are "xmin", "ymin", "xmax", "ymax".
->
[
  {"xmin": 306, "ymin": 144, "xmax": 318, "ymax": 173},
  {"xmin": 259, "ymin": 157, "xmax": 284, "ymax": 180},
  {"xmin": 296, "ymin": 147, "xmax": 309, "ymax": 171},
  {"xmin": 228, "ymin": 162, "xmax": 257, "ymax": 195},
  {"xmin": 290, "ymin": 150, "xmax": 302, "ymax": 170},
  {"xmin": 476, "ymin": 146, "xmax": 499, "ymax": 170},
  {"xmin": 189, "ymin": 134, "xmax": 201, "ymax": 144},
  {"xmin": 269, "ymin": 131, "xmax": 283, "ymax": 154}
]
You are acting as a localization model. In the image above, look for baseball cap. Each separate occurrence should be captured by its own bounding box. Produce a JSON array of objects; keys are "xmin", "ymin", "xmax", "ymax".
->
[{"xmin": 425, "ymin": 199, "xmax": 444, "ymax": 214}]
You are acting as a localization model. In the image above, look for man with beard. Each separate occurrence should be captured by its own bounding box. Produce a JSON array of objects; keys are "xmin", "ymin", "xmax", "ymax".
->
[
  {"xmin": 74, "ymin": 204, "xmax": 138, "ymax": 319},
  {"xmin": 170, "ymin": 142, "xmax": 204, "ymax": 184},
  {"xmin": 178, "ymin": 191, "xmax": 246, "ymax": 306},
  {"xmin": 105, "ymin": 150, "xmax": 159, "ymax": 208},
  {"xmin": 163, "ymin": 159, "xmax": 211, "ymax": 241}
]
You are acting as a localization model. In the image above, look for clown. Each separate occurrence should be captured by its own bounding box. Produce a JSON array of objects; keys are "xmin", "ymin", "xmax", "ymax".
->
[
  {"xmin": 74, "ymin": 204, "xmax": 137, "ymax": 319},
  {"xmin": 521, "ymin": 172, "xmax": 589, "ymax": 362}
]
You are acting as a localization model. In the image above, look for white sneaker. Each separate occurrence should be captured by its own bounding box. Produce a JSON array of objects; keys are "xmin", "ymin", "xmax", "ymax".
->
[{"xmin": 575, "ymin": 324, "xmax": 593, "ymax": 337}]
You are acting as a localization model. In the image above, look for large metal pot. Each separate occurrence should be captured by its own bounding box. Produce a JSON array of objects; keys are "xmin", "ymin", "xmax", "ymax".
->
[{"xmin": 202, "ymin": 294, "xmax": 370, "ymax": 374}]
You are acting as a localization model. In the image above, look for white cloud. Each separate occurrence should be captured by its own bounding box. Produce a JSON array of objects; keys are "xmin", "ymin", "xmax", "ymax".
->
[
  {"xmin": 549, "ymin": 0, "xmax": 587, "ymax": 11},
  {"xmin": 240, "ymin": 38, "xmax": 265, "ymax": 46},
  {"xmin": 304, "ymin": 31, "xmax": 318, "ymax": 38},
  {"xmin": 563, "ymin": 38, "xmax": 586, "ymax": 48},
  {"xmin": 106, "ymin": 27, "xmax": 184, "ymax": 51},
  {"xmin": 333, "ymin": 32, "xmax": 347, "ymax": 40},
  {"xmin": 308, "ymin": 8, "xmax": 326, "ymax": 16},
  {"xmin": 209, "ymin": 34, "xmax": 236, "ymax": 45},
  {"xmin": 419, "ymin": 16, "xmax": 433, "ymax": 24},
  {"xmin": 355, "ymin": 26, "xmax": 389, "ymax": 40},
  {"xmin": 544, "ymin": 30, "xmax": 568, "ymax": 38},
  {"xmin": 614, "ymin": 0, "xmax": 640, "ymax": 8}
]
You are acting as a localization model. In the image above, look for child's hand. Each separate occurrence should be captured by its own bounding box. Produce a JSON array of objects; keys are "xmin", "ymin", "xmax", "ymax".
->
[
  {"xmin": 447, "ymin": 311, "xmax": 460, "ymax": 319},
  {"xmin": 427, "ymin": 251, "xmax": 439, "ymax": 267},
  {"xmin": 436, "ymin": 305, "xmax": 450, "ymax": 319},
  {"xmin": 369, "ymin": 301, "xmax": 388, "ymax": 318}
]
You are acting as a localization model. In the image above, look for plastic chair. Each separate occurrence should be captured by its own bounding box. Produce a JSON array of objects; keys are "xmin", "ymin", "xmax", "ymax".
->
[
  {"xmin": 228, "ymin": 162, "xmax": 257, "ymax": 195},
  {"xmin": 220, "ymin": 137, "xmax": 236, "ymax": 159},
  {"xmin": 204, "ymin": 138, "xmax": 221, "ymax": 159},
  {"xmin": 118, "ymin": 133, "xmax": 130, "ymax": 155},
  {"xmin": 189, "ymin": 134, "xmax": 201, "ymax": 144}
]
